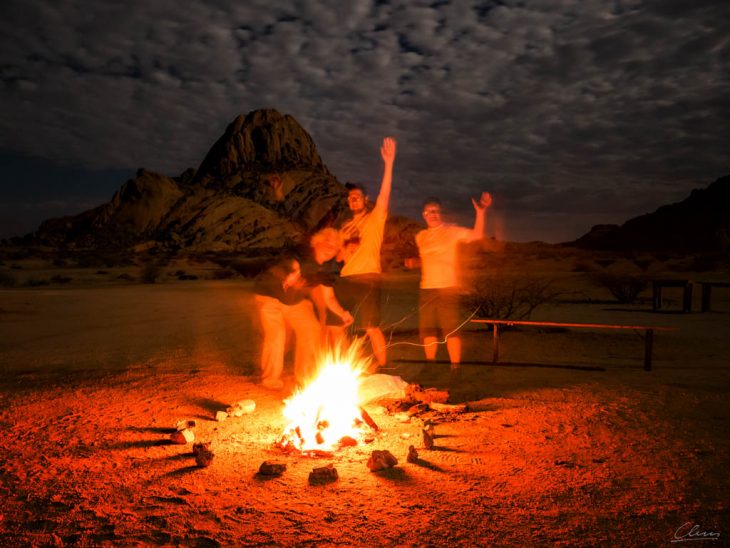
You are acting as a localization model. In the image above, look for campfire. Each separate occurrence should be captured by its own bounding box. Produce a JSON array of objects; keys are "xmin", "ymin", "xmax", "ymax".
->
[{"xmin": 277, "ymin": 340, "xmax": 378, "ymax": 454}]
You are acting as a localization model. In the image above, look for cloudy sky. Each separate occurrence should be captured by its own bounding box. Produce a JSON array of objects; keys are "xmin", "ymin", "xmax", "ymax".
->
[{"xmin": 1, "ymin": 0, "xmax": 728, "ymax": 242}]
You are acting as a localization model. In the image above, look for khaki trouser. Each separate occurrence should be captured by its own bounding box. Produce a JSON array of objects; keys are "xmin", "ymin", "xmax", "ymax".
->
[{"xmin": 255, "ymin": 295, "xmax": 321, "ymax": 385}]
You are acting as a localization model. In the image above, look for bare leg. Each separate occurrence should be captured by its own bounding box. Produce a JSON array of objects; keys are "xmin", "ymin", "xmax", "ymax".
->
[
  {"xmin": 446, "ymin": 336, "xmax": 461, "ymax": 365},
  {"xmin": 285, "ymin": 300, "xmax": 322, "ymax": 384},
  {"xmin": 423, "ymin": 336, "xmax": 438, "ymax": 361},
  {"xmin": 366, "ymin": 327, "xmax": 387, "ymax": 367},
  {"xmin": 255, "ymin": 296, "xmax": 286, "ymax": 388}
]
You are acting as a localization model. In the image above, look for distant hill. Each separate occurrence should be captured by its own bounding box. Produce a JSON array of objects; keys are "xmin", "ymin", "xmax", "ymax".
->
[
  {"xmin": 21, "ymin": 109, "xmax": 420, "ymax": 254},
  {"xmin": 569, "ymin": 175, "xmax": 730, "ymax": 252}
]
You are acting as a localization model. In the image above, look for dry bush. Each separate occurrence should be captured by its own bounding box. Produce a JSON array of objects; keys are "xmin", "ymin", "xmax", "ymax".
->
[
  {"xmin": 590, "ymin": 272, "xmax": 648, "ymax": 304},
  {"xmin": 465, "ymin": 274, "xmax": 560, "ymax": 320}
]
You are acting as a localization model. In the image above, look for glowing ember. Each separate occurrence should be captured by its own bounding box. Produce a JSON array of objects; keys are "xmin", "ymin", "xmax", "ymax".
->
[{"xmin": 278, "ymin": 340, "xmax": 374, "ymax": 452}]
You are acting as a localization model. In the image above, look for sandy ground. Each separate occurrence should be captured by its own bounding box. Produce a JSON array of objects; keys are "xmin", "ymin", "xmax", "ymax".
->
[{"xmin": 1, "ymin": 270, "xmax": 729, "ymax": 546}]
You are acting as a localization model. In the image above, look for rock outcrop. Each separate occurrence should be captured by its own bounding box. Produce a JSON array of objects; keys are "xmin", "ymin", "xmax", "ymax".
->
[
  {"xmin": 570, "ymin": 175, "xmax": 730, "ymax": 252},
  {"xmin": 32, "ymin": 109, "xmax": 351, "ymax": 252}
]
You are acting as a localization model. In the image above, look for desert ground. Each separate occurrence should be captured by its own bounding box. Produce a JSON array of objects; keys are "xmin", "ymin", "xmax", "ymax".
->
[{"xmin": 1, "ymin": 246, "xmax": 729, "ymax": 546}]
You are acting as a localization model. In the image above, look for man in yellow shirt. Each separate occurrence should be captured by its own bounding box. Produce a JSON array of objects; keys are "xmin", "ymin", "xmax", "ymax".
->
[
  {"xmin": 416, "ymin": 191, "xmax": 492, "ymax": 367},
  {"xmin": 337, "ymin": 137, "xmax": 397, "ymax": 369}
]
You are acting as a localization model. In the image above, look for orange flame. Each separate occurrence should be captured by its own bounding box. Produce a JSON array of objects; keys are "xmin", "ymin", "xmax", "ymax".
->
[{"xmin": 278, "ymin": 340, "xmax": 372, "ymax": 452}]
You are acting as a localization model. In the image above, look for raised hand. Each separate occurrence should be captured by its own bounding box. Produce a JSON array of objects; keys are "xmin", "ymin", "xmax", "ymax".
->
[
  {"xmin": 472, "ymin": 191, "xmax": 492, "ymax": 211},
  {"xmin": 381, "ymin": 137, "xmax": 397, "ymax": 164}
]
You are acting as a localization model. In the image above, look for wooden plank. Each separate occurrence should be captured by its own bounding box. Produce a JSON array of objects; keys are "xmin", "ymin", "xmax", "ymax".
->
[{"xmin": 471, "ymin": 319, "xmax": 678, "ymax": 331}]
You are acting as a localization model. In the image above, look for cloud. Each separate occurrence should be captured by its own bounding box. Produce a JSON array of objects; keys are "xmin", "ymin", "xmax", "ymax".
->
[{"xmin": 0, "ymin": 0, "xmax": 727, "ymax": 241}]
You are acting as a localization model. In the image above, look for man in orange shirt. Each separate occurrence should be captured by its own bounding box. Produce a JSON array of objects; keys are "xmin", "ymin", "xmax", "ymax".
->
[
  {"xmin": 337, "ymin": 137, "xmax": 397, "ymax": 369},
  {"xmin": 416, "ymin": 191, "xmax": 492, "ymax": 367}
]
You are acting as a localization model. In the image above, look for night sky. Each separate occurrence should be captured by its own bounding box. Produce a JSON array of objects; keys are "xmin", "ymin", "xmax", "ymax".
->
[{"xmin": 1, "ymin": 0, "xmax": 728, "ymax": 242}]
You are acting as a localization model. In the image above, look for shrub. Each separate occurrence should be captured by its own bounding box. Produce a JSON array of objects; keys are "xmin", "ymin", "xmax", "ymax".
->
[
  {"xmin": 117, "ymin": 273, "xmax": 135, "ymax": 282},
  {"xmin": 591, "ymin": 272, "xmax": 648, "ymax": 304},
  {"xmin": 465, "ymin": 274, "xmax": 560, "ymax": 320},
  {"xmin": 50, "ymin": 274, "xmax": 72, "ymax": 284}
]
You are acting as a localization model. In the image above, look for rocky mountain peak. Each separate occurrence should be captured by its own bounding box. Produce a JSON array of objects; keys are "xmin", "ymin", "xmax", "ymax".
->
[{"xmin": 194, "ymin": 108, "xmax": 326, "ymax": 185}]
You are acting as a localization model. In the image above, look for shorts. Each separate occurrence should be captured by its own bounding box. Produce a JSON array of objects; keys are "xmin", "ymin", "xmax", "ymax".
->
[
  {"xmin": 335, "ymin": 274, "xmax": 382, "ymax": 330},
  {"xmin": 419, "ymin": 288, "xmax": 462, "ymax": 340}
]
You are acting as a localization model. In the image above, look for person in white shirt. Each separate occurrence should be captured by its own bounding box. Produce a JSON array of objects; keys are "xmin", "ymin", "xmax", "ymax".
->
[{"xmin": 415, "ymin": 191, "xmax": 492, "ymax": 367}]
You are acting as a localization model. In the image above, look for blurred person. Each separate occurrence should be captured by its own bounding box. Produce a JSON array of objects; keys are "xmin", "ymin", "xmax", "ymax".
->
[
  {"xmin": 253, "ymin": 250, "xmax": 352, "ymax": 390},
  {"xmin": 303, "ymin": 228, "xmax": 354, "ymax": 346},
  {"xmin": 415, "ymin": 192, "xmax": 492, "ymax": 368},
  {"xmin": 336, "ymin": 137, "xmax": 397, "ymax": 370}
]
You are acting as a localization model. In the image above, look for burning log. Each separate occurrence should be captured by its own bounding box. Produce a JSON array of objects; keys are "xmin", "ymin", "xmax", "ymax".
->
[
  {"xmin": 227, "ymin": 399, "xmax": 256, "ymax": 417},
  {"xmin": 309, "ymin": 464, "xmax": 338, "ymax": 484},
  {"xmin": 258, "ymin": 461, "xmax": 287, "ymax": 476},
  {"xmin": 338, "ymin": 436, "xmax": 357, "ymax": 448},
  {"xmin": 407, "ymin": 445, "xmax": 419, "ymax": 463},
  {"xmin": 192, "ymin": 442, "xmax": 214, "ymax": 468},
  {"xmin": 367, "ymin": 450, "xmax": 398, "ymax": 471},
  {"xmin": 359, "ymin": 407, "xmax": 379, "ymax": 432},
  {"xmin": 170, "ymin": 429, "xmax": 195, "ymax": 445},
  {"xmin": 303, "ymin": 449, "xmax": 334, "ymax": 458}
]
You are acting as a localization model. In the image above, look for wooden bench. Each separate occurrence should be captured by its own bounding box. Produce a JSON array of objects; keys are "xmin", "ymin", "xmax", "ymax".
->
[
  {"xmin": 652, "ymin": 279, "xmax": 693, "ymax": 313},
  {"xmin": 472, "ymin": 319, "xmax": 678, "ymax": 371},
  {"xmin": 699, "ymin": 281, "xmax": 730, "ymax": 312}
]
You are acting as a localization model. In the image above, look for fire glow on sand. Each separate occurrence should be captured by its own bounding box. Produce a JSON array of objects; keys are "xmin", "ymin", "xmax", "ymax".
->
[{"xmin": 277, "ymin": 340, "xmax": 378, "ymax": 453}]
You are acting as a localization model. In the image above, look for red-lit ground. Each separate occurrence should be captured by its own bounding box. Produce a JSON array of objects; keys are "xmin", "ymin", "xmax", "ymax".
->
[{"xmin": 1, "ymin": 271, "xmax": 728, "ymax": 545}]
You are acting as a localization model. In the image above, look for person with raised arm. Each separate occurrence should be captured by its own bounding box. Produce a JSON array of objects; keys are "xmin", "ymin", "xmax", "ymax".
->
[
  {"xmin": 415, "ymin": 191, "xmax": 492, "ymax": 369},
  {"xmin": 336, "ymin": 137, "xmax": 397, "ymax": 370}
]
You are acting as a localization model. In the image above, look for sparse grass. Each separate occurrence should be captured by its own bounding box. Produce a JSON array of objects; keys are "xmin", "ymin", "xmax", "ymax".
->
[{"xmin": 25, "ymin": 277, "xmax": 51, "ymax": 287}]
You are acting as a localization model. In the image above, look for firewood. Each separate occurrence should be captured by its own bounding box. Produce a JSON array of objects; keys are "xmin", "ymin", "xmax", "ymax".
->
[
  {"xmin": 406, "ymin": 403, "xmax": 430, "ymax": 416},
  {"xmin": 359, "ymin": 407, "xmax": 380, "ymax": 432},
  {"xmin": 407, "ymin": 445, "xmax": 419, "ymax": 463},
  {"xmin": 338, "ymin": 436, "xmax": 357, "ymax": 448},
  {"xmin": 215, "ymin": 411, "xmax": 228, "ymax": 422},
  {"xmin": 429, "ymin": 402, "xmax": 468, "ymax": 413}
]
